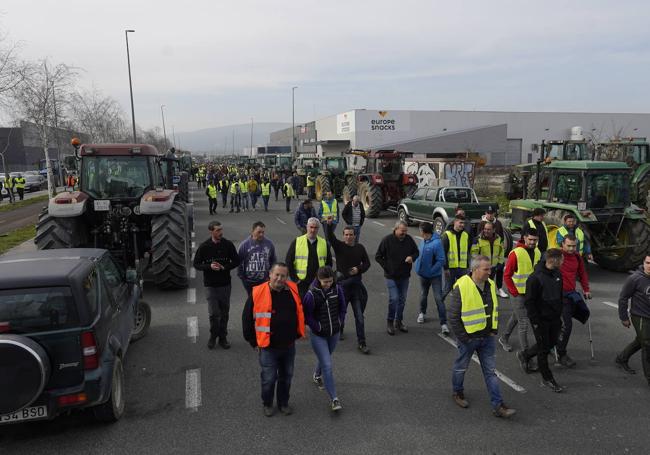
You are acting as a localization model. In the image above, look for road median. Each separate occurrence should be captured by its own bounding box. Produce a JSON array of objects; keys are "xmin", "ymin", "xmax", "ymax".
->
[
  {"xmin": 0, "ymin": 194, "xmax": 49, "ymax": 214},
  {"xmin": 0, "ymin": 225, "xmax": 36, "ymax": 255}
]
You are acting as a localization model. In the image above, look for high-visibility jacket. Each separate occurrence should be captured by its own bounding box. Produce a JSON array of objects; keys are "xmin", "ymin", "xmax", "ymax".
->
[
  {"xmin": 207, "ymin": 184, "xmax": 217, "ymax": 198},
  {"xmin": 470, "ymin": 235, "xmax": 504, "ymax": 266},
  {"xmin": 283, "ymin": 182, "xmax": 295, "ymax": 198},
  {"xmin": 527, "ymin": 218, "xmax": 548, "ymax": 237},
  {"xmin": 294, "ymin": 234, "xmax": 328, "ymax": 280},
  {"xmin": 454, "ymin": 275, "xmax": 499, "ymax": 333},
  {"xmin": 219, "ymin": 180, "xmax": 229, "ymax": 192},
  {"xmin": 445, "ymin": 230, "xmax": 470, "ymax": 269},
  {"xmin": 230, "ymin": 182, "xmax": 240, "ymax": 194},
  {"xmin": 321, "ymin": 199, "xmax": 338, "ymax": 222},
  {"xmin": 5, "ymin": 176, "xmax": 14, "ymax": 188},
  {"xmin": 557, "ymin": 226, "xmax": 586, "ymax": 255},
  {"xmin": 306, "ymin": 175, "xmax": 315, "ymax": 187},
  {"xmin": 239, "ymin": 180, "xmax": 248, "ymax": 192},
  {"xmin": 261, "ymin": 182, "xmax": 271, "ymax": 196},
  {"xmin": 14, "ymin": 177, "xmax": 25, "ymax": 189},
  {"xmin": 252, "ymin": 281, "xmax": 305, "ymax": 348},
  {"xmin": 511, "ymin": 246, "xmax": 541, "ymax": 294}
]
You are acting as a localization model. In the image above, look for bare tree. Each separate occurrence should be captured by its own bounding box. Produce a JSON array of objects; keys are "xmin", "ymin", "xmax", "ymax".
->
[
  {"xmin": 69, "ymin": 87, "xmax": 127, "ymax": 143},
  {"xmin": 0, "ymin": 32, "xmax": 28, "ymax": 104},
  {"xmin": 10, "ymin": 59, "xmax": 76, "ymax": 197}
]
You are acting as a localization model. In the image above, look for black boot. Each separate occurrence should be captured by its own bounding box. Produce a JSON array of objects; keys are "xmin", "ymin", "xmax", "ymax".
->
[{"xmin": 386, "ymin": 320, "xmax": 395, "ymax": 336}]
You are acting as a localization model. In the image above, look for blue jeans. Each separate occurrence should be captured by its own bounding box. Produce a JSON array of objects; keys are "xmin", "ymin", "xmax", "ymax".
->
[
  {"xmin": 241, "ymin": 193, "xmax": 249, "ymax": 209},
  {"xmin": 262, "ymin": 195, "xmax": 270, "ymax": 211},
  {"xmin": 419, "ymin": 275, "xmax": 446, "ymax": 325},
  {"xmin": 443, "ymin": 268, "xmax": 468, "ymax": 299},
  {"xmin": 353, "ymin": 225, "xmax": 361, "ymax": 243},
  {"xmin": 386, "ymin": 278, "xmax": 409, "ymax": 322},
  {"xmin": 259, "ymin": 345, "xmax": 296, "ymax": 407},
  {"xmin": 310, "ymin": 333, "xmax": 339, "ymax": 399},
  {"xmin": 452, "ymin": 336, "xmax": 503, "ymax": 409},
  {"xmin": 250, "ymin": 193, "xmax": 258, "ymax": 208},
  {"xmin": 342, "ymin": 281, "xmax": 367, "ymax": 343}
]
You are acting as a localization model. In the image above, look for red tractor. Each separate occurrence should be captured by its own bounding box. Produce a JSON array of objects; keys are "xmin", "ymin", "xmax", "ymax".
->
[{"xmin": 342, "ymin": 150, "xmax": 417, "ymax": 218}]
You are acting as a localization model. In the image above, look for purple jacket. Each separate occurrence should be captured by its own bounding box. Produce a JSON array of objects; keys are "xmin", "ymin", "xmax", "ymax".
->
[{"xmin": 237, "ymin": 237, "xmax": 277, "ymax": 285}]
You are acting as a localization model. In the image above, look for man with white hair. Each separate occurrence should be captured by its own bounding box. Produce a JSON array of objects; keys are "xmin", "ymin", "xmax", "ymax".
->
[
  {"xmin": 375, "ymin": 220, "xmax": 419, "ymax": 335},
  {"xmin": 286, "ymin": 217, "xmax": 333, "ymax": 297}
]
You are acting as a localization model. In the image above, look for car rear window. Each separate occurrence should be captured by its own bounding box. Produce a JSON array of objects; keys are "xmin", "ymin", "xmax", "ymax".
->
[{"xmin": 0, "ymin": 287, "xmax": 79, "ymax": 334}]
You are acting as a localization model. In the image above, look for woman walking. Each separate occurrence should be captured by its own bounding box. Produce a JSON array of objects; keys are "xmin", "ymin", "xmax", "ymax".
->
[{"xmin": 302, "ymin": 266, "xmax": 347, "ymax": 412}]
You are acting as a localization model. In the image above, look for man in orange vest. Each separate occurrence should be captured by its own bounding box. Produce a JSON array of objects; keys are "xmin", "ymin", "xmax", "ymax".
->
[{"xmin": 242, "ymin": 262, "xmax": 305, "ymax": 417}]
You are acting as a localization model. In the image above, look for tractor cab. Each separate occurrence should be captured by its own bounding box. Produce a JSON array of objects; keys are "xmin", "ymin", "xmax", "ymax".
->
[{"xmin": 542, "ymin": 140, "xmax": 590, "ymax": 161}]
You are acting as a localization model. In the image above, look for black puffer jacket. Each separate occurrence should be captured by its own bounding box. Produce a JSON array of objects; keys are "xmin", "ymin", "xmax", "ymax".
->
[
  {"xmin": 302, "ymin": 281, "xmax": 347, "ymax": 337},
  {"xmin": 524, "ymin": 262, "xmax": 563, "ymax": 325}
]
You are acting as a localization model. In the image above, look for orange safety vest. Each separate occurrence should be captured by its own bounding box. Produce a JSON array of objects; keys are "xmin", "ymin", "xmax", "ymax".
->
[{"xmin": 252, "ymin": 281, "xmax": 305, "ymax": 348}]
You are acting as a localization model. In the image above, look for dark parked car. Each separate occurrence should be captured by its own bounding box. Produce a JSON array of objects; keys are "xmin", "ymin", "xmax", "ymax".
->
[{"xmin": 0, "ymin": 249, "xmax": 151, "ymax": 425}]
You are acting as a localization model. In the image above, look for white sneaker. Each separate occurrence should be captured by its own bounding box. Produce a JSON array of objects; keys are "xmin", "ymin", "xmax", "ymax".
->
[
  {"xmin": 417, "ymin": 313, "xmax": 425, "ymax": 324},
  {"xmin": 441, "ymin": 324, "xmax": 450, "ymax": 335},
  {"xmin": 497, "ymin": 289, "xmax": 508, "ymax": 298}
]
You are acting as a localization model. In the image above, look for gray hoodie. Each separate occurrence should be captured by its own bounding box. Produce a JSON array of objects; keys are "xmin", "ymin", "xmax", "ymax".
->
[{"xmin": 618, "ymin": 266, "xmax": 650, "ymax": 321}]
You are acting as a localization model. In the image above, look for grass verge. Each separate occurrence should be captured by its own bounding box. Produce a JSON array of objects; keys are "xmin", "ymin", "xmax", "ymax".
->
[
  {"xmin": 0, "ymin": 194, "xmax": 49, "ymax": 213},
  {"xmin": 0, "ymin": 225, "xmax": 36, "ymax": 255}
]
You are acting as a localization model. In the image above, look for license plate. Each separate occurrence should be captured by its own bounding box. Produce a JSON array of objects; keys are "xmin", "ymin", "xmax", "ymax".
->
[
  {"xmin": 94, "ymin": 200, "xmax": 110, "ymax": 211},
  {"xmin": 0, "ymin": 406, "xmax": 48, "ymax": 424}
]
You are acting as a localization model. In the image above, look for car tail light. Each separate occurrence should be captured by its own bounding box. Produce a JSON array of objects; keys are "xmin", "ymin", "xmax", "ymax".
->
[
  {"xmin": 0, "ymin": 321, "xmax": 10, "ymax": 333},
  {"xmin": 81, "ymin": 331, "xmax": 99, "ymax": 370},
  {"xmin": 54, "ymin": 198, "xmax": 73, "ymax": 204},
  {"xmin": 57, "ymin": 393, "xmax": 88, "ymax": 407}
]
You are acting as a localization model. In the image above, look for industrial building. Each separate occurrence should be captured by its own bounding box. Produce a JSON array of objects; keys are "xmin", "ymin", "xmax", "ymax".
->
[{"xmin": 269, "ymin": 109, "xmax": 650, "ymax": 166}]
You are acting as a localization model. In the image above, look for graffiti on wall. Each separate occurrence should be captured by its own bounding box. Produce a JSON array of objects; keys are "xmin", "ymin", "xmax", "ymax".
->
[
  {"xmin": 444, "ymin": 162, "xmax": 475, "ymax": 187},
  {"xmin": 405, "ymin": 160, "xmax": 475, "ymax": 188}
]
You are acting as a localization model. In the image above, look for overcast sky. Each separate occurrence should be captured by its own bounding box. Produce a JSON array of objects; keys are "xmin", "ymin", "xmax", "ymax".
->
[{"xmin": 2, "ymin": 0, "xmax": 649, "ymax": 133}]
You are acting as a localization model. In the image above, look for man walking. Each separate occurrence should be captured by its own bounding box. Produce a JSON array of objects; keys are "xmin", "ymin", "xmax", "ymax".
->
[
  {"xmin": 260, "ymin": 177, "xmax": 271, "ymax": 212},
  {"xmin": 447, "ymin": 255, "xmax": 516, "ymax": 418},
  {"xmin": 238, "ymin": 221, "xmax": 277, "ymax": 298},
  {"xmin": 327, "ymin": 224, "xmax": 372, "ymax": 353},
  {"xmin": 206, "ymin": 180, "xmax": 218, "ymax": 215},
  {"xmin": 526, "ymin": 208, "xmax": 549, "ymax": 253},
  {"xmin": 415, "ymin": 222, "xmax": 447, "ymax": 334},
  {"xmin": 342, "ymin": 195, "xmax": 365, "ymax": 243},
  {"xmin": 556, "ymin": 213, "xmax": 593, "ymax": 261},
  {"xmin": 499, "ymin": 229, "xmax": 541, "ymax": 355},
  {"xmin": 471, "ymin": 221, "xmax": 507, "ymax": 298},
  {"xmin": 240, "ymin": 177, "xmax": 250, "ymax": 211},
  {"xmin": 248, "ymin": 176, "xmax": 259, "ymax": 211},
  {"xmin": 193, "ymin": 221, "xmax": 240, "ymax": 350},
  {"xmin": 442, "ymin": 216, "xmax": 470, "ymax": 298},
  {"xmin": 286, "ymin": 217, "xmax": 333, "ymax": 297},
  {"xmin": 306, "ymin": 173, "xmax": 316, "ymax": 199},
  {"xmin": 319, "ymin": 190, "xmax": 339, "ymax": 238},
  {"xmin": 282, "ymin": 179, "xmax": 295, "ymax": 213},
  {"xmin": 615, "ymin": 254, "xmax": 650, "ymax": 382},
  {"xmin": 375, "ymin": 220, "xmax": 419, "ymax": 335},
  {"xmin": 517, "ymin": 248, "xmax": 565, "ymax": 392},
  {"xmin": 242, "ymin": 263, "xmax": 305, "ymax": 416},
  {"xmin": 294, "ymin": 199, "xmax": 317, "ymax": 234},
  {"xmin": 4, "ymin": 173, "xmax": 15, "ymax": 203},
  {"xmin": 229, "ymin": 178, "xmax": 241, "ymax": 213},
  {"xmin": 556, "ymin": 234, "xmax": 591, "ymax": 367},
  {"xmin": 219, "ymin": 175, "xmax": 230, "ymax": 208},
  {"xmin": 272, "ymin": 172, "xmax": 280, "ymax": 201}
]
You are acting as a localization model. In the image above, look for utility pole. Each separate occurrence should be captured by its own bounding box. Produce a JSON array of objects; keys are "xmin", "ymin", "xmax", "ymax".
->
[
  {"xmin": 172, "ymin": 126, "xmax": 177, "ymax": 149},
  {"xmin": 160, "ymin": 104, "xmax": 168, "ymax": 150},
  {"xmin": 125, "ymin": 30, "xmax": 137, "ymax": 143},
  {"xmin": 250, "ymin": 118, "xmax": 254, "ymax": 158},
  {"xmin": 232, "ymin": 129, "xmax": 235, "ymax": 155},
  {"xmin": 292, "ymin": 86, "xmax": 298, "ymax": 161}
]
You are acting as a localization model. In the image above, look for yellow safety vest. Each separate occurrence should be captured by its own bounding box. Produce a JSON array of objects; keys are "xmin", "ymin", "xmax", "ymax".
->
[
  {"xmin": 230, "ymin": 182, "xmax": 239, "ymax": 194},
  {"xmin": 470, "ymin": 236, "xmax": 504, "ymax": 266},
  {"xmin": 454, "ymin": 275, "xmax": 499, "ymax": 333},
  {"xmin": 14, "ymin": 177, "xmax": 25, "ymax": 189},
  {"xmin": 283, "ymin": 183, "xmax": 295, "ymax": 197},
  {"xmin": 239, "ymin": 180, "xmax": 248, "ymax": 192},
  {"xmin": 445, "ymin": 230, "xmax": 469, "ymax": 269},
  {"xmin": 261, "ymin": 183, "xmax": 270, "ymax": 196},
  {"xmin": 306, "ymin": 175, "xmax": 315, "ymax": 187},
  {"xmin": 5, "ymin": 176, "xmax": 13, "ymax": 188},
  {"xmin": 321, "ymin": 199, "xmax": 338, "ymax": 222},
  {"xmin": 511, "ymin": 247, "xmax": 541, "ymax": 294},
  {"xmin": 527, "ymin": 219, "xmax": 548, "ymax": 237},
  {"xmin": 558, "ymin": 226, "xmax": 586, "ymax": 255},
  {"xmin": 207, "ymin": 184, "xmax": 217, "ymax": 198},
  {"xmin": 294, "ymin": 235, "xmax": 328, "ymax": 280}
]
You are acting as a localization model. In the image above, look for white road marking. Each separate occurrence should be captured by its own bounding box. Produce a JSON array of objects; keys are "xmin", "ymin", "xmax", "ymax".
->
[
  {"xmin": 372, "ymin": 221, "xmax": 385, "ymax": 227},
  {"xmin": 187, "ymin": 316, "xmax": 198, "ymax": 343},
  {"xmin": 190, "ymin": 268, "xmax": 196, "ymax": 279},
  {"xmin": 603, "ymin": 301, "xmax": 618, "ymax": 309},
  {"xmin": 437, "ymin": 333, "xmax": 527, "ymax": 394},
  {"xmin": 276, "ymin": 217, "xmax": 287, "ymax": 225},
  {"xmin": 185, "ymin": 369, "xmax": 202, "ymax": 411},
  {"xmin": 187, "ymin": 288, "xmax": 196, "ymax": 304}
]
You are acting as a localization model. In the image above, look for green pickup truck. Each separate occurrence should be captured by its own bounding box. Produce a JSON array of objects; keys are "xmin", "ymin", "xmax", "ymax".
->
[{"xmin": 396, "ymin": 186, "xmax": 497, "ymax": 234}]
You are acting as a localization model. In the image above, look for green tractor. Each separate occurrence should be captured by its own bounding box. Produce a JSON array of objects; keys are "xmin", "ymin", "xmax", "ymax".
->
[
  {"xmin": 509, "ymin": 160, "xmax": 650, "ymax": 272},
  {"xmin": 293, "ymin": 157, "xmax": 320, "ymax": 195},
  {"xmin": 314, "ymin": 156, "xmax": 355, "ymax": 201},
  {"xmin": 504, "ymin": 139, "xmax": 590, "ymax": 199}
]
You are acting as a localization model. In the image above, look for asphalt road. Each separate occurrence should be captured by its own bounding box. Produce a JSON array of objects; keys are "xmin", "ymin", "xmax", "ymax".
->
[{"xmin": 1, "ymin": 184, "xmax": 649, "ymax": 454}]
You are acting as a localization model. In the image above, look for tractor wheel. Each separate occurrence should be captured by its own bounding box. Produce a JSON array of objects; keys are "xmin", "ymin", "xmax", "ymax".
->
[
  {"xmin": 636, "ymin": 172, "xmax": 650, "ymax": 210},
  {"xmin": 526, "ymin": 173, "xmax": 538, "ymax": 199},
  {"xmin": 502, "ymin": 227, "xmax": 514, "ymax": 256},
  {"xmin": 358, "ymin": 182, "xmax": 383, "ymax": 218},
  {"xmin": 332, "ymin": 177, "xmax": 346, "ymax": 198},
  {"xmin": 593, "ymin": 219, "xmax": 650, "ymax": 272},
  {"xmin": 35, "ymin": 211, "xmax": 85, "ymax": 249},
  {"xmin": 151, "ymin": 200, "xmax": 190, "ymax": 290},
  {"xmin": 342, "ymin": 182, "xmax": 357, "ymax": 205},
  {"xmin": 315, "ymin": 175, "xmax": 330, "ymax": 201}
]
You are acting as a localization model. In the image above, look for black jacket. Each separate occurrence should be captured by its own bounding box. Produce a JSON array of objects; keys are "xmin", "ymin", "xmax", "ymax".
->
[
  {"xmin": 618, "ymin": 266, "xmax": 650, "ymax": 321},
  {"xmin": 342, "ymin": 201, "xmax": 365, "ymax": 226},
  {"xmin": 524, "ymin": 262, "xmax": 563, "ymax": 325},
  {"xmin": 375, "ymin": 234, "xmax": 419, "ymax": 280},
  {"xmin": 285, "ymin": 236, "xmax": 333, "ymax": 283},
  {"xmin": 192, "ymin": 237, "xmax": 240, "ymax": 287},
  {"xmin": 326, "ymin": 228, "xmax": 371, "ymax": 280}
]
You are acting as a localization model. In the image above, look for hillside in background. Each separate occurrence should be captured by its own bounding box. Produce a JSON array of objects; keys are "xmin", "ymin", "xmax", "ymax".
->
[{"xmin": 175, "ymin": 122, "xmax": 290, "ymax": 154}]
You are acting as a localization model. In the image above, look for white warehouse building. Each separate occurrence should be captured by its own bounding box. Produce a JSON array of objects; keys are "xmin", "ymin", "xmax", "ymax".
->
[{"xmin": 269, "ymin": 109, "xmax": 650, "ymax": 166}]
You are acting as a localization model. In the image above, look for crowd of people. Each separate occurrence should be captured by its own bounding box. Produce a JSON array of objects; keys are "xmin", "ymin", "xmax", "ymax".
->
[
  {"xmin": 0, "ymin": 172, "xmax": 26, "ymax": 203},
  {"xmin": 190, "ymin": 176, "xmax": 650, "ymax": 420}
]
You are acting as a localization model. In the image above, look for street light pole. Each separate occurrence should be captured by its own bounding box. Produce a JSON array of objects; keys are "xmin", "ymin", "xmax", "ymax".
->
[
  {"xmin": 172, "ymin": 126, "xmax": 177, "ymax": 149},
  {"xmin": 160, "ymin": 104, "xmax": 168, "ymax": 150},
  {"xmin": 250, "ymin": 117, "xmax": 254, "ymax": 158},
  {"xmin": 125, "ymin": 29, "xmax": 137, "ymax": 143},
  {"xmin": 292, "ymin": 86, "xmax": 298, "ymax": 161}
]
